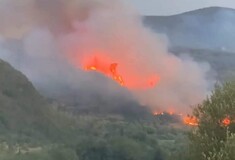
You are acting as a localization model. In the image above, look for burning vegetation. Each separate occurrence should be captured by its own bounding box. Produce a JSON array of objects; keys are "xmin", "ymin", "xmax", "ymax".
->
[
  {"xmin": 153, "ymin": 112, "xmax": 199, "ymax": 126},
  {"xmin": 81, "ymin": 54, "xmax": 160, "ymax": 90},
  {"xmin": 84, "ymin": 56, "xmax": 125, "ymax": 86},
  {"xmin": 183, "ymin": 115, "xmax": 198, "ymax": 126},
  {"xmin": 0, "ymin": 0, "xmax": 235, "ymax": 159},
  {"xmin": 222, "ymin": 116, "xmax": 231, "ymax": 126},
  {"xmin": 153, "ymin": 112, "xmax": 234, "ymax": 127},
  {"xmin": 0, "ymin": 0, "xmax": 211, "ymax": 115}
]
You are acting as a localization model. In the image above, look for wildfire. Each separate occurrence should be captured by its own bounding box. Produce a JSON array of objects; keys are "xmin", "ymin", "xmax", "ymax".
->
[
  {"xmin": 183, "ymin": 115, "xmax": 199, "ymax": 126},
  {"xmin": 153, "ymin": 111, "xmax": 199, "ymax": 126},
  {"xmin": 153, "ymin": 112, "xmax": 165, "ymax": 116},
  {"xmin": 182, "ymin": 115, "xmax": 233, "ymax": 127},
  {"xmin": 80, "ymin": 54, "xmax": 234, "ymax": 128},
  {"xmin": 153, "ymin": 111, "xmax": 175, "ymax": 116},
  {"xmin": 221, "ymin": 116, "xmax": 231, "ymax": 126},
  {"xmin": 86, "ymin": 61, "xmax": 125, "ymax": 86},
  {"xmin": 82, "ymin": 55, "xmax": 160, "ymax": 89},
  {"xmin": 153, "ymin": 112, "xmax": 234, "ymax": 127}
]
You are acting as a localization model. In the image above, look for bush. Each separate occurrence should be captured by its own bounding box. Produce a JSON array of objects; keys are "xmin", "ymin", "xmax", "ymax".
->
[{"xmin": 189, "ymin": 82, "xmax": 235, "ymax": 160}]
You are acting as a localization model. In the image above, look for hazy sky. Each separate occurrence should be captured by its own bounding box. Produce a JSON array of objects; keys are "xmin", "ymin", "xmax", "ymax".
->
[{"xmin": 127, "ymin": 0, "xmax": 235, "ymax": 15}]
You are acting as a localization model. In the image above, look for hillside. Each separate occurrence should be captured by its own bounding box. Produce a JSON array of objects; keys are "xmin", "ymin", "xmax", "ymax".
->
[
  {"xmin": 144, "ymin": 7, "xmax": 235, "ymax": 51},
  {"xmin": 170, "ymin": 47, "xmax": 235, "ymax": 82},
  {"xmin": 0, "ymin": 59, "xmax": 45, "ymax": 133},
  {"xmin": 0, "ymin": 59, "xmax": 78, "ymax": 144},
  {"xmin": 0, "ymin": 59, "xmax": 189, "ymax": 160}
]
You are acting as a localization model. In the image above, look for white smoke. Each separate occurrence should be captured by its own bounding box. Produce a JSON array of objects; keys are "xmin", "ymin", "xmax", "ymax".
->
[{"xmin": 0, "ymin": 0, "xmax": 212, "ymax": 113}]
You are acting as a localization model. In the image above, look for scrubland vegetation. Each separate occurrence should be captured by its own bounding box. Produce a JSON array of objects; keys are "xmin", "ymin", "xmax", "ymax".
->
[{"xmin": 0, "ymin": 59, "xmax": 235, "ymax": 160}]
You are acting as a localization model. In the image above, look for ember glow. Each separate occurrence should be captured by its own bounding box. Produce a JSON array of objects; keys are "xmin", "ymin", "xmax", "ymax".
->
[
  {"xmin": 84, "ymin": 56, "xmax": 125, "ymax": 86},
  {"xmin": 183, "ymin": 115, "xmax": 235, "ymax": 127},
  {"xmin": 222, "ymin": 116, "xmax": 231, "ymax": 126},
  {"xmin": 81, "ymin": 54, "xmax": 160, "ymax": 89},
  {"xmin": 153, "ymin": 111, "xmax": 176, "ymax": 116},
  {"xmin": 183, "ymin": 116, "xmax": 199, "ymax": 126},
  {"xmin": 182, "ymin": 115, "xmax": 233, "ymax": 126},
  {"xmin": 153, "ymin": 112, "xmax": 165, "ymax": 116},
  {"xmin": 153, "ymin": 111, "xmax": 199, "ymax": 126}
]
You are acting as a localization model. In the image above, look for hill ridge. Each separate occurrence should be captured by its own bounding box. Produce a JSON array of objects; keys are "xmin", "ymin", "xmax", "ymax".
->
[
  {"xmin": 145, "ymin": 7, "xmax": 235, "ymax": 17},
  {"xmin": 144, "ymin": 6, "xmax": 235, "ymax": 51}
]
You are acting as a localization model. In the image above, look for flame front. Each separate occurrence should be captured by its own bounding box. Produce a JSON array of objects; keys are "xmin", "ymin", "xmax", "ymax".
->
[
  {"xmin": 183, "ymin": 116, "xmax": 199, "ymax": 126},
  {"xmin": 82, "ymin": 54, "xmax": 160, "ymax": 89},
  {"xmin": 183, "ymin": 115, "xmax": 233, "ymax": 127},
  {"xmin": 85, "ymin": 60, "xmax": 125, "ymax": 86}
]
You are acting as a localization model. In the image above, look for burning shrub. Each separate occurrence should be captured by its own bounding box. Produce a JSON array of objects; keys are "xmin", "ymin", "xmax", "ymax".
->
[{"xmin": 189, "ymin": 81, "xmax": 235, "ymax": 160}]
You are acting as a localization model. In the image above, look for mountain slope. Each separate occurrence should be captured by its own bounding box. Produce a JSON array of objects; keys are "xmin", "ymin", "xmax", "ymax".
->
[
  {"xmin": 0, "ymin": 59, "xmax": 76, "ymax": 143},
  {"xmin": 169, "ymin": 47, "xmax": 235, "ymax": 82},
  {"xmin": 144, "ymin": 7, "xmax": 235, "ymax": 51},
  {"xmin": 0, "ymin": 59, "xmax": 44, "ymax": 130},
  {"xmin": 0, "ymin": 59, "xmax": 181, "ymax": 160}
]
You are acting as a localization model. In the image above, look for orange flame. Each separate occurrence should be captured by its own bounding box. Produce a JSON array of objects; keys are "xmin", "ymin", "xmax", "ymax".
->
[
  {"xmin": 183, "ymin": 115, "xmax": 199, "ymax": 126},
  {"xmin": 153, "ymin": 110, "xmax": 234, "ymax": 127},
  {"xmin": 153, "ymin": 111, "xmax": 175, "ymax": 116},
  {"xmin": 183, "ymin": 116, "xmax": 234, "ymax": 127},
  {"xmin": 222, "ymin": 116, "xmax": 231, "ymax": 126},
  {"xmin": 86, "ymin": 61, "xmax": 125, "ymax": 86},
  {"xmin": 153, "ymin": 112, "xmax": 165, "ymax": 116},
  {"xmin": 182, "ymin": 115, "xmax": 233, "ymax": 127},
  {"xmin": 153, "ymin": 112, "xmax": 199, "ymax": 126},
  {"xmin": 82, "ymin": 55, "xmax": 160, "ymax": 89}
]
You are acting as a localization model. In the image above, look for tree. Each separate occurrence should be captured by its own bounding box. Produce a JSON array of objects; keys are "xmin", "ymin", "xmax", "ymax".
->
[{"xmin": 189, "ymin": 82, "xmax": 235, "ymax": 160}]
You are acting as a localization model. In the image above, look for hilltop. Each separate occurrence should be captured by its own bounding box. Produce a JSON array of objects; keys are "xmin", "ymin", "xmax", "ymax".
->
[{"xmin": 144, "ymin": 7, "xmax": 235, "ymax": 51}]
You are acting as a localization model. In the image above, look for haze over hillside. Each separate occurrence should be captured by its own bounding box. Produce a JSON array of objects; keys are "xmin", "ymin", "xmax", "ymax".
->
[
  {"xmin": 0, "ymin": 59, "xmax": 77, "ymax": 143},
  {"xmin": 0, "ymin": 1, "xmax": 215, "ymax": 115},
  {"xmin": 144, "ymin": 7, "xmax": 235, "ymax": 51},
  {"xmin": 0, "ymin": 1, "xmax": 234, "ymax": 159},
  {"xmin": 0, "ymin": 58, "xmax": 186, "ymax": 160},
  {"xmin": 0, "ymin": 7, "xmax": 234, "ymax": 115}
]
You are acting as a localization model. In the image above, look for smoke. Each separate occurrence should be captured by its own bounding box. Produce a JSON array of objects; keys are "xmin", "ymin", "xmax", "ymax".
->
[{"xmin": 0, "ymin": 0, "xmax": 211, "ymax": 114}]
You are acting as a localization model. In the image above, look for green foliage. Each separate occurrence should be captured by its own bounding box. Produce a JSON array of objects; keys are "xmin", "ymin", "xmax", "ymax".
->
[
  {"xmin": 48, "ymin": 146, "xmax": 78, "ymax": 160},
  {"xmin": 0, "ymin": 59, "xmax": 189, "ymax": 160},
  {"xmin": 74, "ymin": 115, "xmax": 190, "ymax": 160},
  {"xmin": 189, "ymin": 82, "xmax": 235, "ymax": 160},
  {"xmin": 74, "ymin": 116, "xmax": 166, "ymax": 160},
  {"xmin": 0, "ymin": 114, "xmax": 187, "ymax": 160}
]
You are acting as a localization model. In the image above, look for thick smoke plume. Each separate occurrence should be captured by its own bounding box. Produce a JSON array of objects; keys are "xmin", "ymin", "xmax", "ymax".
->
[{"xmin": 0, "ymin": 0, "xmax": 211, "ymax": 114}]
